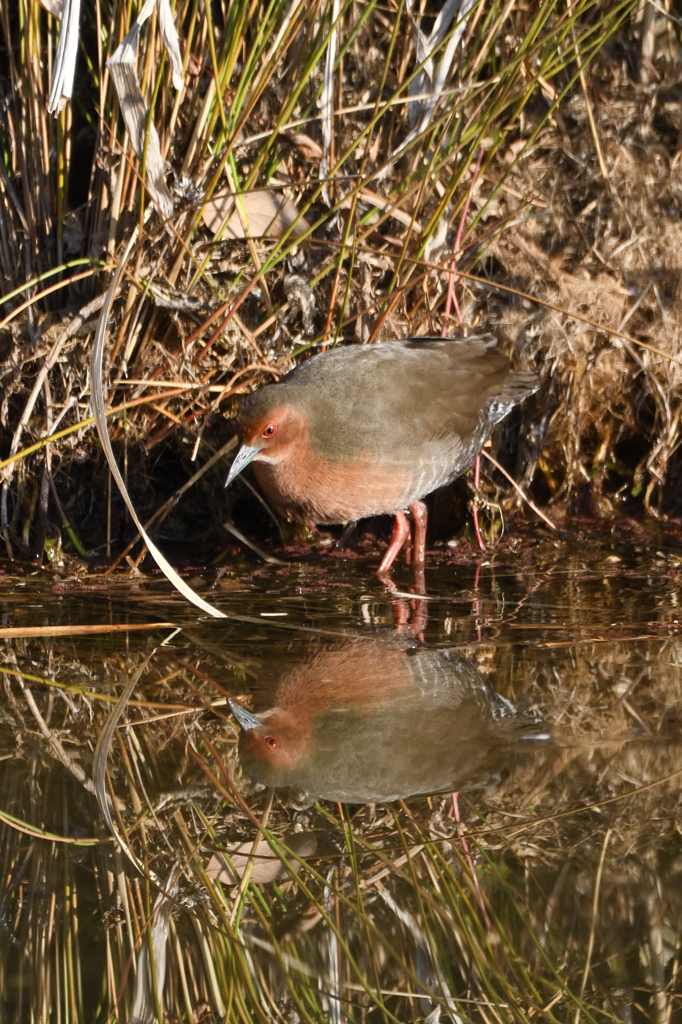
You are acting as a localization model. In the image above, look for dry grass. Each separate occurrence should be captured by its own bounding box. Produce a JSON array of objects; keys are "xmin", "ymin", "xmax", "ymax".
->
[
  {"xmin": 4, "ymin": 1, "xmax": 674, "ymax": 566},
  {"xmin": 481, "ymin": 54, "xmax": 682, "ymax": 517}
]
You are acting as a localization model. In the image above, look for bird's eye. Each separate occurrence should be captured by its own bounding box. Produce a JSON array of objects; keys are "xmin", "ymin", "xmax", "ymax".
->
[
  {"xmin": 262, "ymin": 423, "xmax": 277, "ymax": 438},
  {"xmin": 264, "ymin": 735, "xmax": 280, "ymax": 750}
]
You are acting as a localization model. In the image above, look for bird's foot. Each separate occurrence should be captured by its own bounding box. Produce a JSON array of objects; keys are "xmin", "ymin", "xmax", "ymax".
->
[{"xmin": 377, "ymin": 510, "xmax": 410, "ymax": 575}]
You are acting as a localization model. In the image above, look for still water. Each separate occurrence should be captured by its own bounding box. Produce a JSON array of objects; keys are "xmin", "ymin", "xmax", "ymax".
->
[{"xmin": 1, "ymin": 522, "xmax": 682, "ymax": 1022}]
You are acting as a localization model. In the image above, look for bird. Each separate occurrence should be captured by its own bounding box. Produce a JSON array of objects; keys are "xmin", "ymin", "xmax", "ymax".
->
[
  {"xmin": 228, "ymin": 639, "xmax": 548, "ymax": 804},
  {"xmin": 226, "ymin": 335, "xmax": 538, "ymax": 575}
]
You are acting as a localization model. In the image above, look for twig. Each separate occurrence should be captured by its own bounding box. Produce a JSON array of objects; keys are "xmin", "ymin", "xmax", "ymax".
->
[
  {"xmin": 575, "ymin": 828, "xmax": 612, "ymax": 1022},
  {"xmin": 0, "ymin": 268, "xmax": 107, "ymax": 331},
  {"xmin": 229, "ymin": 789, "xmax": 274, "ymax": 926},
  {"xmin": 222, "ymin": 520, "xmax": 287, "ymax": 565},
  {"xmin": 451, "ymin": 792, "xmax": 491, "ymax": 930},
  {"xmin": 17, "ymin": 677, "xmax": 97, "ymax": 795},
  {"xmin": 0, "ymin": 623, "xmax": 175, "ymax": 639},
  {"xmin": 0, "ymin": 387, "xmax": 222, "ymax": 476},
  {"xmin": 572, "ymin": 27, "xmax": 607, "ymax": 181},
  {"xmin": 480, "ymin": 448, "xmax": 557, "ymax": 531}
]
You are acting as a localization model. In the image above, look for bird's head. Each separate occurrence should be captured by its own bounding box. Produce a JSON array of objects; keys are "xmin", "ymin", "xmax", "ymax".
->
[
  {"xmin": 229, "ymin": 699, "xmax": 309, "ymax": 779},
  {"xmin": 226, "ymin": 388, "xmax": 307, "ymax": 486}
]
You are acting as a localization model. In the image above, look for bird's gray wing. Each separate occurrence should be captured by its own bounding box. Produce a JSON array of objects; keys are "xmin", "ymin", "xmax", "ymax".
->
[{"xmin": 293, "ymin": 338, "xmax": 534, "ymax": 460}]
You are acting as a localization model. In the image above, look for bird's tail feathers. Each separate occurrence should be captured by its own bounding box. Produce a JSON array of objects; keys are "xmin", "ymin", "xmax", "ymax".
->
[{"xmin": 488, "ymin": 370, "xmax": 539, "ymax": 423}]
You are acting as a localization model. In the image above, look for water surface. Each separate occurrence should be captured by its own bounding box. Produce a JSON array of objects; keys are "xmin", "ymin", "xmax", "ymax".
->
[{"xmin": 1, "ymin": 523, "xmax": 681, "ymax": 1022}]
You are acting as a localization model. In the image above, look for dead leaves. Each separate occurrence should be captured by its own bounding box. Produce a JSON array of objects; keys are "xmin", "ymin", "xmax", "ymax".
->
[
  {"xmin": 206, "ymin": 832, "xmax": 318, "ymax": 885},
  {"xmin": 104, "ymin": 0, "xmax": 183, "ymax": 215},
  {"xmin": 201, "ymin": 189, "xmax": 310, "ymax": 239}
]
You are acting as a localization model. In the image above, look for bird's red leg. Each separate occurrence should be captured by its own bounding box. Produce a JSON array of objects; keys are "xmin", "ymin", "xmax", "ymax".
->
[
  {"xmin": 377, "ymin": 510, "xmax": 410, "ymax": 576},
  {"xmin": 409, "ymin": 500, "xmax": 427, "ymax": 567},
  {"xmin": 409, "ymin": 500, "xmax": 428, "ymax": 605}
]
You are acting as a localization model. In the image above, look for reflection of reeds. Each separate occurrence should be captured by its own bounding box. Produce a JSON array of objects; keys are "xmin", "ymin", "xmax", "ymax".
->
[{"xmin": 1, "ymin": 543, "xmax": 682, "ymax": 1020}]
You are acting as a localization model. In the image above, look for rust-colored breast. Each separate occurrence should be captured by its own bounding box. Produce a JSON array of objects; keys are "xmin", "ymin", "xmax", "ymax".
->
[{"xmin": 253, "ymin": 438, "xmax": 411, "ymax": 525}]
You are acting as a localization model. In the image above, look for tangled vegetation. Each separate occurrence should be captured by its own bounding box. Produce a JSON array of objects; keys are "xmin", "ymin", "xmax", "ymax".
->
[{"xmin": 4, "ymin": 1, "xmax": 682, "ymax": 568}]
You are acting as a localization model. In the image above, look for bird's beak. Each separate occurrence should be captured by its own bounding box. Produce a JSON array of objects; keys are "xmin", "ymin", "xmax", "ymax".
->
[
  {"xmin": 229, "ymin": 698, "xmax": 262, "ymax": 732},
  {"xmin": 225, "ymin": 443, "xmax": 261, "ymax": 487}
]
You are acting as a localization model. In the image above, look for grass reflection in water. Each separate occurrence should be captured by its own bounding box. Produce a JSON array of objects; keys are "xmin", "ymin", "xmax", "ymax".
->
[{"xmin": 0, "ymin": 534, "xmax": 681, "ymax": 1023}]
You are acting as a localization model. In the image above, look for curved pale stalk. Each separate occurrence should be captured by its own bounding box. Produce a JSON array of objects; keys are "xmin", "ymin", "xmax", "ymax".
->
[{"xmin": 91, "ymin": 232, "xmax": 228, "ymax": 619}]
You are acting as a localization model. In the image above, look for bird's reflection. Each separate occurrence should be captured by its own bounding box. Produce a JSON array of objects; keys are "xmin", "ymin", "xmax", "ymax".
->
[{"xmin": 229, "ymin": 639, "xmax": 548, "ymax": 803}]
